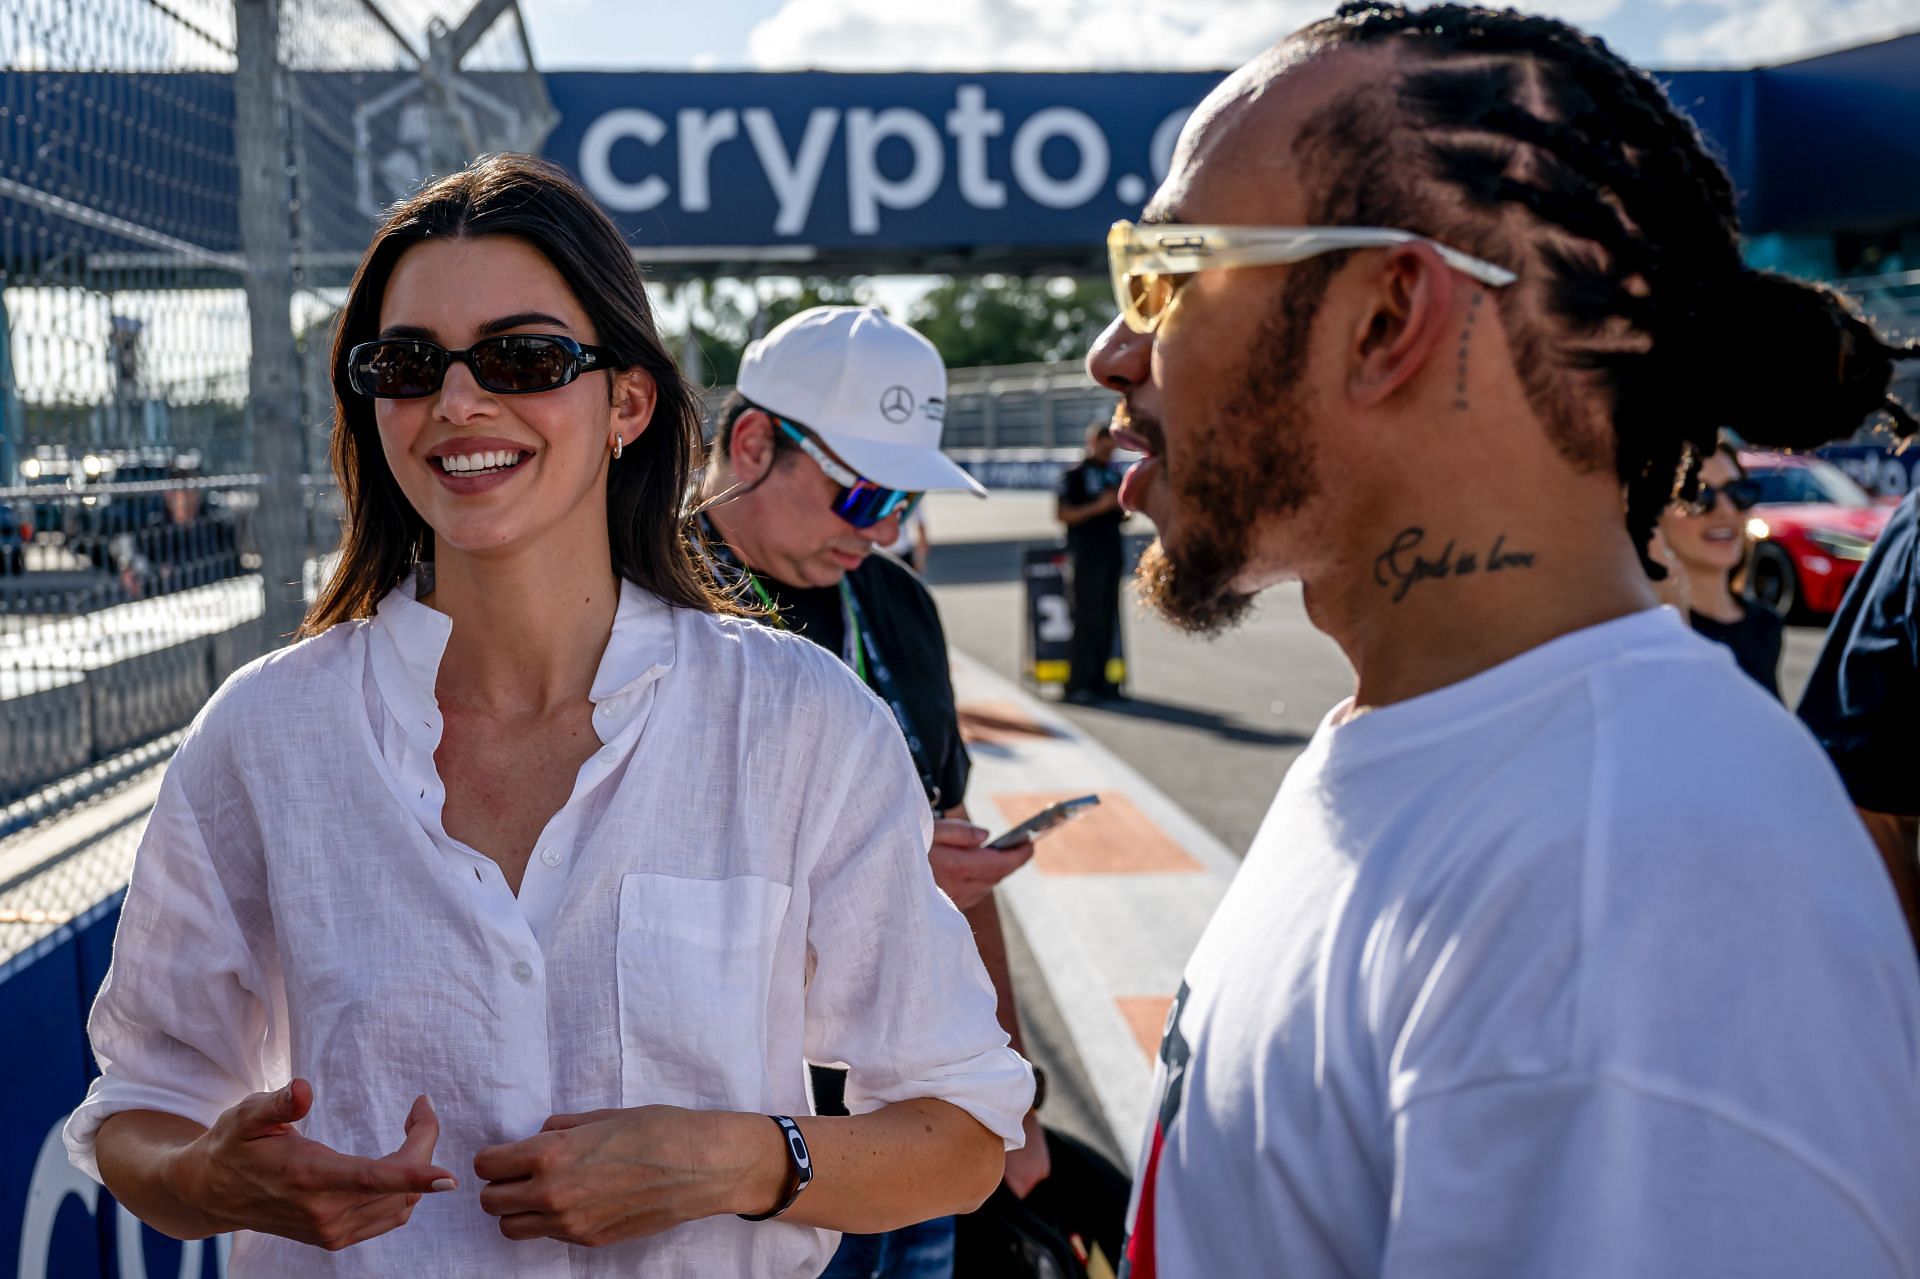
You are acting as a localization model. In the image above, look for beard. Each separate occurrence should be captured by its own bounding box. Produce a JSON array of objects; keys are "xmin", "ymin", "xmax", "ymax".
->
[{"xmin": 1134, "ymin": 278, "xmax": 1324, "ymax": 636}]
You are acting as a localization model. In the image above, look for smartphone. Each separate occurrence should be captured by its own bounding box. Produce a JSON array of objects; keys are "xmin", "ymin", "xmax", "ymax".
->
[{"xmin": 985, "ymin": 794, "xmax": 1100, "ymax": 850}]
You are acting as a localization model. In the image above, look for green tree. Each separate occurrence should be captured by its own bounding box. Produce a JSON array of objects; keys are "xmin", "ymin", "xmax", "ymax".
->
[
  {"xmin": 908, "ymin": 275, "xmax": 1110, "ymax": 368},
  {"xmin": 673, "ymin": 277, "xmax": 871, "ymax": 387}
]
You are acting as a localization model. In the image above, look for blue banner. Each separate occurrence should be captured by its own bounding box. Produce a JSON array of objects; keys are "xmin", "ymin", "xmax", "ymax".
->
[
  {"xmin": 1, "ymin": 898, "xmax": 230, "ymax": 1279},
  {"xmin": 543, "ymin": 71, "xmax": 1220, "ymax": 250},
  {"xmin": 4, "ymin": 40, "xmax": 1918, "ymax": 269},
  {"xmin": 1819, "ymin": 443, "xmax": 1920, "ymax": 497}
]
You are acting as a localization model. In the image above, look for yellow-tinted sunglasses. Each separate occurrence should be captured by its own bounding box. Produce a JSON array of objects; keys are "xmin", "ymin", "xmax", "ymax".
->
[{"xmin": 1106, "ymin": 220, "xmax": 1518, "ymax": 335}]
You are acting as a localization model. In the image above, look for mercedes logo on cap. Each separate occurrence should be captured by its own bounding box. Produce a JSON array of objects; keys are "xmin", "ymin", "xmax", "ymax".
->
[{"xmin": 879, "ymin": 386, "xmax": 915, "ymax": 423}]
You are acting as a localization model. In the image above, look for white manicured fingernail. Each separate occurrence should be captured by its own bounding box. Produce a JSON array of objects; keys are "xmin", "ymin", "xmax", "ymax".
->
[{"xmin": 431, "ymin": 1178, "xmax": 457, "ymax": 1192}]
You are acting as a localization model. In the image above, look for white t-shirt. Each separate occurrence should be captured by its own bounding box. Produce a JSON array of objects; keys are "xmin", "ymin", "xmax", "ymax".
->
[{"xmin": 1124, "ymin": 608, "xmax": 1920, "ymax": 1279}]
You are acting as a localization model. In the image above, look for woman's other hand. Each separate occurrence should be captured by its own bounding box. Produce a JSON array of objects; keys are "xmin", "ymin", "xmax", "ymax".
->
[
  {"xmin": 170, "ymin": 1080, "xmax": 456, "ymax": 1249},
  {"xmin": 475, "ymin": 1106, "xmax": 784, "ymax": 1246}
]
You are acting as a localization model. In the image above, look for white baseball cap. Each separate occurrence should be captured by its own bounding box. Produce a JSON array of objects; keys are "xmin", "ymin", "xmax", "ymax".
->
[{"xmin": 736, "ymin": 306, "xmax": 988, "ymax": 498}]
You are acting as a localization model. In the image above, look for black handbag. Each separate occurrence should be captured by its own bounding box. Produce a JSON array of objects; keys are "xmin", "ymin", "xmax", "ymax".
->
[{"xmin": 954, "ymin": 1126, "xmax": 1132, "ymax": 1279}]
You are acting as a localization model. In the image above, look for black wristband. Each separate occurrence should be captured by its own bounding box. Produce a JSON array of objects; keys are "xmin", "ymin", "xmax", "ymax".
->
[{"xmin": 738, "ymin": 1115, "xmax": 813, "ymax": 1222}]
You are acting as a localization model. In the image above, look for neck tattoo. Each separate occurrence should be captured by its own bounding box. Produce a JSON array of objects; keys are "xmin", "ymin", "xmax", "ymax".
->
[
  {"xmin": 1373, "ymin": 526, "xmax": 1537, "ymax": 604},
  {"xmin": 1454, "ymin": 292, "xmax": 1483, "ymax": 413}
]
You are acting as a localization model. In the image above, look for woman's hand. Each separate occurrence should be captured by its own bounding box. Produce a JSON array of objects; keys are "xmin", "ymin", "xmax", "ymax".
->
[
  {"xmin": 474, "ymin": 1107, "xmax": 783, "ymax": 1247},
  {"xmin": 929, "ymin": 819, "xmax": 1033, "ymax": 912},
  {"xmin": 169, "ymin": 1080, "xmax": 457, "ymax": 1250}
]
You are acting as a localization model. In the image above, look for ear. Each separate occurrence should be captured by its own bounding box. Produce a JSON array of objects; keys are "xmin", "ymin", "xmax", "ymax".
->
[
  {"xmin": 1347, "ymin": 243, "xmax": 1460, "ymax": 408},
  {"xmin": 729, "ymin": 408, "xmax": 778, "ymax": 483},
  {"xmin": 609, "ymin": 368, "xmax": 658, "ymax": 448}
]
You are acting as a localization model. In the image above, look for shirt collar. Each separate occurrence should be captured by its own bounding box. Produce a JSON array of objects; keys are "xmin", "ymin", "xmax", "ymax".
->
[{"xmin": 369, "ymin": 570, "xmax": 677, "ymax": 749}]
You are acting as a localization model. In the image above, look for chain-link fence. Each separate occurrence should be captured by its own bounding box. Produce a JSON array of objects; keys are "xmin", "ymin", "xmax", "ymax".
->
[{"xmin": 0, "ymin": 0, "xmax": 551, "ymax": 820}]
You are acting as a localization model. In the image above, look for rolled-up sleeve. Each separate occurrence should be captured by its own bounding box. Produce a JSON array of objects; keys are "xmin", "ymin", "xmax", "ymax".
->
[
  {"xmin": 800, "ymin": 700, "xmax": 1034, "ymax": 1148},
  {"xmin": 65, "ymin": 754, "xmax": 284, "ymax": 1180}
]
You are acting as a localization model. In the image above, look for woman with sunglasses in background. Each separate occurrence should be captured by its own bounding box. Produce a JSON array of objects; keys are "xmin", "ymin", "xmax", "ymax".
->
[
  {"xmin": 64, "ymin": 156, "xmax": 1030, "ymax": 1278},
  {"xmin": 694, "ymin": 305, "xmax": 1057, "ymax": 1279},
  {"xmin": 1656, "ymin": 438, "xmax": 1783, "ymax": 697}
]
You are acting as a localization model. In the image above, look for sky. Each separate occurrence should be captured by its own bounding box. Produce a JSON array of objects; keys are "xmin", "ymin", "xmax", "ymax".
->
[{"xmin": 519, "ymin": 0, "xmax": 1920, "ymax": 73}]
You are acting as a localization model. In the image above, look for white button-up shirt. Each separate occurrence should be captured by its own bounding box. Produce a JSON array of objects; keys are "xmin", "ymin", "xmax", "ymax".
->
[{"xmin": 66, "ymin": 578, "xmax": 1032, "ymax": 1277}]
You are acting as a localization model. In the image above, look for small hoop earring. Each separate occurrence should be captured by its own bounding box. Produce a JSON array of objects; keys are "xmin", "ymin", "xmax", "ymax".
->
[{"xmin": 613, "ymin": 434, "xmax": 624, "ymax": 461}]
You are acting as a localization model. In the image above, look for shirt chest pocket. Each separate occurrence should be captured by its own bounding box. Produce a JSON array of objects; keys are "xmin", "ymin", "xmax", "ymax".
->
[{"xmin": 616, "ymin": 872, "xmax": 793, "ymax": 1111}]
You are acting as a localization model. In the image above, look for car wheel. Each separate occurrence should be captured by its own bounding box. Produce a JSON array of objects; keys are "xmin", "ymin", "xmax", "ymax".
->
[{"xmin": 1749, "ymin": 542, "xmax": 1797, "ymax": 619}]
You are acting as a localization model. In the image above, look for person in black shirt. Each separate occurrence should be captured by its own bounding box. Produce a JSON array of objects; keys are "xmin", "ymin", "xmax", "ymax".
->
[
  {"xmin": 695, "ymin": 306, "xmax": 1047, "ymax": 1279},
  {"xmin": 1056, "ymin": 422, "xmax": 1128, "ymax": 702},
  {"xmin": 1799, "ymin": 486, "xmax": 1920, "ymax": 954},
  {"xmin": 1654, "ymin": 439, "xmax": 1783, "ymax": 696}
]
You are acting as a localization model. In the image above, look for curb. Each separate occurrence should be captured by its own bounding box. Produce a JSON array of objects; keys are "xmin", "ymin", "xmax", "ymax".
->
[{"xmin": 948, "ymin": 647, "xmax": 1237, "ymax": 1155}]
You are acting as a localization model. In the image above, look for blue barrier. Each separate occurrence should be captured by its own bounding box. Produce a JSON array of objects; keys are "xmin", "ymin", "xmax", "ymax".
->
[{"xmin": 1, "ymin": 895, "xmax": 229, "ymax": 1279}]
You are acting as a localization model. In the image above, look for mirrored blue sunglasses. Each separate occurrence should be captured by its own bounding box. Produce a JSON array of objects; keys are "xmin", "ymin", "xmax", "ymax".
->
[{"xmin": 776, "ymin": 420, "xmax": 924, "ymax": 529}]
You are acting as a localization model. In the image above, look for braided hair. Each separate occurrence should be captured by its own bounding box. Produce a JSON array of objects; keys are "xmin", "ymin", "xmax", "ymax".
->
[{"xmin": 1290, "ymin": 3, "xmax": 1920, "ymax": 574}]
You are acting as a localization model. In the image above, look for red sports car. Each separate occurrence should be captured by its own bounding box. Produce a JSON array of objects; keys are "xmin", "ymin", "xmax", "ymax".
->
[{"xmin": 1738, "ymin": 451, "xmax": 1893, "ymax": 618}]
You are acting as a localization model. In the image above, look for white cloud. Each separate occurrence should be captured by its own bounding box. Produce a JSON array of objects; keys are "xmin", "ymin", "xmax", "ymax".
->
[
  {"xmin": 746, "ymin": 0, "xmax": 1329, "ymax": 70},
  {"xmin": 1660, "ymin": 0, "xmax": 1920, "ymax": 65},
  {"xmin": 743, "ymin": 0, "xmax": 1654, "ymax": 71}
]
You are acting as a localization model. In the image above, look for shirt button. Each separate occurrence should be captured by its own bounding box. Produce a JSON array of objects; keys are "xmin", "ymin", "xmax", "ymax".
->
[
  {"xmin": 511, "ymin": 961, "xmax": 534, "ymax": 984},
  {"xmin": 540, "ymin": 846, "xmax": 562, "ymax": 867}
]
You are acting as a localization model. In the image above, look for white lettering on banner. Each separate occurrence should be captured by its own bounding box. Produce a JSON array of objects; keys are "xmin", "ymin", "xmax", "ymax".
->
[
  {"xmin": 1012, "ymin": 107, "xmax": 1109, "ymax": 210},
  {"xmin": 947, "ymin": 86, "xmax": 1007, "ymax": 209},
  {"xmin": 20, "ymin": 1115, "xmax": 220, "ymax": 1278},
  {"xmin": 572, "ymin": 86, "xmax": 1201, "ymax": 237},
  {"xmin": 846, "ymin": 107, "xmax": 945, "ymax": 235},
  {"xmin": 579, "ymin": 108, "xmax": 670, "ymax": 211},
  {"xmin": 19, "ymin": 1121, "xmax": 94, "ymax": 1279},
  {"xmin": 677, "ymin": 108, "xmax": 739, "ymax": 212},
  {"xmin": 744, "ymin": 107, "xmax": 840, "ymax": 236},
  {"xmin": 1151, "ymin": 107, "xmax": 1190, "ymax": 183}
]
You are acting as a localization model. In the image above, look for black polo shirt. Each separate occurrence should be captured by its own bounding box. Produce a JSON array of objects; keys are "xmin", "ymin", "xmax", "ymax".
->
[
  {"xmin": 1798, "ymin": 489, "xmax": 1920, "ymax": 815},
  {"xmin": 1057, "ymin": 459, "xmax": 1125, "ymax": 548}
]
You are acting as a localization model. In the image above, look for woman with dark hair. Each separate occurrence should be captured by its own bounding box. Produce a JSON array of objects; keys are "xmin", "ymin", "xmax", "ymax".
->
[
  {"xmin": 1657, "ymin": 438, "xmax": 1783, "ymax": 696},
  {"xmin": 64, "ymin": 154, "xmax": 1029, "ymax": 1277}
]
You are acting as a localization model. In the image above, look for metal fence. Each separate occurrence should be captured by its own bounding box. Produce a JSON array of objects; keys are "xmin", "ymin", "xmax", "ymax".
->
[
  {"xmin": 1, "ymin": 4, "xmax": 551, "ymax": 1273},
  {"xmin": 0, "ymin": 0, "xmax": 551, "ymax": 818}
]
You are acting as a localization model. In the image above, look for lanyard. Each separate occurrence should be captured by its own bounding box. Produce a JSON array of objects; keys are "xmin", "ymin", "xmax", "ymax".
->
[
  {"xmin": 744, "ymin": 574, "xmax": 867, "ymax": 683},
  {"xmin": 700, "ymin": 518, "xmax": 941, "ymax": 809}
]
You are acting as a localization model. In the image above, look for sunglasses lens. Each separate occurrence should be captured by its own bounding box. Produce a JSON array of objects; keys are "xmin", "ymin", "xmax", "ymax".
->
[
  {"xmin": 473, "ymin": 337, "xmax": 574, "ymax": 393},
  {"xmin": 834, "ymin": 483, "xmax": 921, "ymax": 529},
  {"xmin": 1120, "ymin": 270, "xmax": 1195, "ymax": 333},
  {"xmin": 1727, "ymin": 480, "xmax": 1759, "ymax": 511},
  {"xmin": 354, "ymin": 342, "xmax": 442, "ymax": 397}
]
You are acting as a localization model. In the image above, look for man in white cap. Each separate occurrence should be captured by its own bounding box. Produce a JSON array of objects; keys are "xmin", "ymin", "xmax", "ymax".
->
[{"xmin": 696, "ymin": 306, "xmax": 1051, "ymax": 1278}]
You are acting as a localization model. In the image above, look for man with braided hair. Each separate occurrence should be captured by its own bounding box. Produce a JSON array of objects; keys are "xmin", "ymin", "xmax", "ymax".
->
[{"xmin": 1088, "ymin": 5, "xmax": 1920, "ymax": 1277}]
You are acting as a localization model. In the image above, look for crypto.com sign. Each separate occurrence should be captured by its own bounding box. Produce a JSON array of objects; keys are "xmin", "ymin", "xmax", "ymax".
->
[{"xmin": 542, "ymin": 72, "xmax": 1223, "ymax": 252}]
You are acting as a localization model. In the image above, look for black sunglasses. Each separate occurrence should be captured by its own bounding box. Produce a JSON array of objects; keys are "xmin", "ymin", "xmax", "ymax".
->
[
  {"xmin": 1684, "ymin": 479, "xmax": 1760, "ymax": 516},
  {"xmin": 346, "ymin": 334, "xmax": 612, "ymax": 399}
]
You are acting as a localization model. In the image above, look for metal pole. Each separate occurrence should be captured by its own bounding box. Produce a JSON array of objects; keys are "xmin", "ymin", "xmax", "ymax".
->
[
  {"xmin": 0, "ymin": 288, "xmax": 16, "ymax": 483},
  {"xmin": 234, "ymin": 0, "xmax": 307, "ymax": 643}
]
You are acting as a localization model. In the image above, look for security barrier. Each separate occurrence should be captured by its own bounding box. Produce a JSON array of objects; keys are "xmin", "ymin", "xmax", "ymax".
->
[{"xmin": 0, "ymin": 778, "xmax": 230, "ymax": 1278}]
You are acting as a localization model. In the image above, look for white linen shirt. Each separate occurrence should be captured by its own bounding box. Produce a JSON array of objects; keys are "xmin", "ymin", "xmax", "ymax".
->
[{"xmin": 66, "ymin": 577, "xmax": 1032, "ymax": 1278}]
